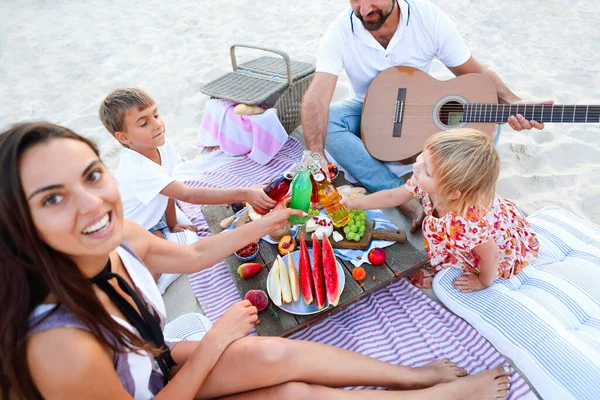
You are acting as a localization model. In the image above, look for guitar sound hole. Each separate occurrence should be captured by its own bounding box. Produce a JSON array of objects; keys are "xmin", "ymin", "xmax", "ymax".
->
[{"xmin": 439, "ymin": 101, "xmax": 464, "ymax": 127}]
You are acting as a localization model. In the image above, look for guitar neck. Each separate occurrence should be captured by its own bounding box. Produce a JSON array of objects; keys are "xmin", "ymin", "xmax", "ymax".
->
[{"xmin": 461, "ymin": 104, "xmax": 600, "ymax": 124}]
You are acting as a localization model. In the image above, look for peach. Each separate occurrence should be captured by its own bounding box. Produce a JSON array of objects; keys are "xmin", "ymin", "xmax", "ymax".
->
[
  {"xmin": 244, "ymin": 290, "xmax": 268, "ymax": 311},
  {"xmin": 368, "ymin": 248, "xmax": 386, "ymax": 266},
  {"xmin": 278, "ymin": 235, "xmax": 296, "ymax": 255}
]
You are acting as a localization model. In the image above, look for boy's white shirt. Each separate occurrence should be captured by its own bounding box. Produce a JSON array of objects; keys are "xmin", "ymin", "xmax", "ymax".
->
[{"xmin": 116, "ymin": 139, "xmax": 182, "ymax": 230}]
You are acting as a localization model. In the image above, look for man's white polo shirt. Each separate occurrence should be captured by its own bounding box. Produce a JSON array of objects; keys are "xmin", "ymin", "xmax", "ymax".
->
[{"xmin": 316, "ymin": 0, "xmax": 471, "ymax": 101}]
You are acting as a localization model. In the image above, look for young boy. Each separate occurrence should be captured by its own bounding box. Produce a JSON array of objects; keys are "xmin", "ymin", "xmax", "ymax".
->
[{"xmin": 99, "ymin": 88, "xmax": 275, "ymax": 292}]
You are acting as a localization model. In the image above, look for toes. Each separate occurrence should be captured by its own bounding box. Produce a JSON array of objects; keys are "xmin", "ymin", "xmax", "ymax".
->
[
  {"xmin": 493, "ymin": 365, "xmax": 511, "ymax": 378},
  {"xmin": 486, "ymin": 365, "xmax": 510, "ymax": 380},
  {"xmin": 444, "ymin": 360, "xmax": 468, "ymax": 377},
  {"xmin": 495, "ymin": 389, "xmax": 509, "ymax": 399},
  {"xmin": 496, "ymin": 375, "xmax": 510, "ymax": 384},
  {"xmin": 496, "ymin": 379, "xmax": 510, "ymax": 389}
]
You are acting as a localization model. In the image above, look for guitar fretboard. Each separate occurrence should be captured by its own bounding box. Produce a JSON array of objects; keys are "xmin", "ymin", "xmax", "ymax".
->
[{"xmin": 460, "ymin": 104, "xmax": 600, "ymax": 123}]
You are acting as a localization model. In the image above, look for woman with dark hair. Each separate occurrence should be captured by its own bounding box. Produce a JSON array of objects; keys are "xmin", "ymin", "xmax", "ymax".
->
[{"xmin": 0, "ymin": 121, "xmax": 511, "ymax": 399}]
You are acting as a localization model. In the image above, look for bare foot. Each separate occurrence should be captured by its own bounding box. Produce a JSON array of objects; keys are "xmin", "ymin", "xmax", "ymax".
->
[
  {"xmin": 421, "ymin": 359, "xmax": 468, "ymax": 383},
  {"xmin": 399, "ymin": 198, "xmax": 425, "ymax": 233},
  {"xmin": 437, "ymin": 365, "xmax": 512, "ymax": 400},
  {"xmin": 407, "ymin": 359, "xmax": 468, "ymax": 389}
]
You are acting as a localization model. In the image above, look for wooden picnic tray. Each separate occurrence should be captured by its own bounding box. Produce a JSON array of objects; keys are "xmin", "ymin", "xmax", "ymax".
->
[
  {"xmin": 201, "ymin": 175, "xmax": 429, "ymax": 337},
  {"xmin": 298, "ymin": 218, "xmax": 407, "ymax": 250}
]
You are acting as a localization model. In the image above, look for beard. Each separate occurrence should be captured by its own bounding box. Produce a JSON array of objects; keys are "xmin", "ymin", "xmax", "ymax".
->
[{"xmin": 356, "ymin": 1, "xmax": 395, "ymax": 31}]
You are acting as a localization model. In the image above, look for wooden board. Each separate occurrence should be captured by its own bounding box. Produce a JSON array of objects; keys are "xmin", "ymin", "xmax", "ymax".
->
[
  {"xmin": 200, "ymin": 174, "xmax": 428, "ymax": 337},
  {"xmin": 298, "ymin": 219, "xmax": 407, "ymax": 250},
  {"xmin": 299, "ymin": 219, "xmax": 374, "ymax": 250}
]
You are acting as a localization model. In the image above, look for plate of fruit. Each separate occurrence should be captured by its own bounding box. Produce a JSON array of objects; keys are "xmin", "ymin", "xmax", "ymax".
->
[{"xmin": 266, "ymin": 233, "xmax": 345, "ymax": 315}]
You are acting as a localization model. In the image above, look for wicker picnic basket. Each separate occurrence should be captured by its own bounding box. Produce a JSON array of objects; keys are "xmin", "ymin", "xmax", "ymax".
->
[{"xmin": 200, "ymin": 45, "xmax": 315, "ymax": 134}]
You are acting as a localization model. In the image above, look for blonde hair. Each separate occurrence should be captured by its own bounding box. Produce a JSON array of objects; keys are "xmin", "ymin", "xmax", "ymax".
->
[
  {"xmin": 98, "ymin": 88, "xmax": 154, "ymax": 136},
  {"xmin": 424, "ymin": 128, "xmax": 500, "ymax": 218}
]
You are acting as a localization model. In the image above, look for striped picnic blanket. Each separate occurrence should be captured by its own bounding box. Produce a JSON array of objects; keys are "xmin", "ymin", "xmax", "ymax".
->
[
  {"xmin": 434, "ymin": 206, "xmax": 600, "ymax": 400},
  {"xmin": 177, "ymin": 137, "xmax": 533, "ymax": 398}
]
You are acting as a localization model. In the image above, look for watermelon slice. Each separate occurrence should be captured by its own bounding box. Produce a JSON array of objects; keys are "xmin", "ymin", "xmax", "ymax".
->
[
  {"xmin": 298, "ymin": 233, "xmax": 314, "ymax": 305},
  {"xmin": 321, "ymin": 235, "xmax": 340, "ymax": 306},
  {"xmin": 311, "ymin": 233, "xmax": 327, "ymax": 310}
]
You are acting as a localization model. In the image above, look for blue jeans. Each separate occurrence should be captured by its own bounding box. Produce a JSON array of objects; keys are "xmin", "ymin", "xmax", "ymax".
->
[
  {"xmin": 325, "ymin": 99, "xmax": 403, "ymax": 193},
  {"xmin": 325, "ymin": 99, "xmax": 504, "ymax": 193}
]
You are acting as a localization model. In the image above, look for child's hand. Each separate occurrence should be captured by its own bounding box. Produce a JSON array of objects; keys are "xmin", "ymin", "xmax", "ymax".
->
[
  {"xmin": 452, "ymin": 272, "xmax": 487, "ymax": 293},
  {"xmin": 339, "ymin": 193, "xmax": 352, "ymax": 209},
  {"xmin": 170, "ymin": 224, "xmax": 198, "ymax": 233},
  {"xmin": 245, "ymin": 186, "xmax": 277, "ymax": 212}
]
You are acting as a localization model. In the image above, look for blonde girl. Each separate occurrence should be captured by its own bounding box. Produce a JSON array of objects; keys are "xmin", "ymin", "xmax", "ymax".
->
[{"xmin": 344, "ymin": 128, "xmax": 539, "ymax": 292}]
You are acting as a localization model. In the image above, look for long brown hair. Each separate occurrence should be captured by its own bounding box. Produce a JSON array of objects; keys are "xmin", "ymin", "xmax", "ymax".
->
[{"xmin": 0, "ymin": 122, "xmax": 157, "ymax": 399}]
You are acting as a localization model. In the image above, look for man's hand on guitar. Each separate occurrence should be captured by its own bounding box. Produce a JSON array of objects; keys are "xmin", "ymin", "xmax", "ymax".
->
[{"xmin": 508, "ymin": 99, "xmax": 554, "ymax": 131}]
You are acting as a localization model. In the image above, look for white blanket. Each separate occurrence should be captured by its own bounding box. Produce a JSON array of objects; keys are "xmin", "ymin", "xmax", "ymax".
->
[{"xmin": 433, "ymin": 206, "xmax": 600, "ymax": 400}]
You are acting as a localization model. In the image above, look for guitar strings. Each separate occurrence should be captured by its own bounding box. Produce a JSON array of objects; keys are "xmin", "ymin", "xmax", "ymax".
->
[
  {"xmin": 383, "ymin": 104, "xmax": 600, "ymax": 121},
  {"xmin": 381, "ymin": 104, "xmax": 599, "ymax": 109},
  {"xmin": 382, "ymin": 115, "xmax": 596, "ymax": 122},
  {"xmin": 383, "ymin": 105, "xmax": 599, "ymax": 109}
]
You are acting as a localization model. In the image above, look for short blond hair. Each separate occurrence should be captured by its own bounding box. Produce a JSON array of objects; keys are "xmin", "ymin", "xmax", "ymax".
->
[
  {"xmin": 424, "ymin": 128, "xmax": 500, "ymax": 218},
  {"xmin": 99, "ymin": 88, "xmax": 154, "ymax": 135}
]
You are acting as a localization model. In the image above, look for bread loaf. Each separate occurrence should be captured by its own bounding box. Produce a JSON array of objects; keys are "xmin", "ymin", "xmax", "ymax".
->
[{"xmin": 233, "ymin": 104, "xmax": 266, "ymax": 115}]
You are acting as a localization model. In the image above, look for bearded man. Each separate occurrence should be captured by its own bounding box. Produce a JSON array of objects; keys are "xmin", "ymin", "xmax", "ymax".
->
[{"xmin": 301, "ymin": 0, "xmax": 549, "ymax": 232}]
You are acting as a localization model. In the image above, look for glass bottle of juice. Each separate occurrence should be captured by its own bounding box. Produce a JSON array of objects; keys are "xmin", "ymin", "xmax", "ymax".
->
[
  {"xmin": 288, "ymin": 150, "xmax": 313, "ymax": 225},
  {"xmin": 310, "ymin": 155, "xmax": 350, "ymax": 227},
  {"xmin": 309, "ymin": 172, "xmax": 320, "ymax": 204},
  {"xmin": 254, "ymin": 169, "xmax": 295, "ymax": 215},
  {"xmin": 309, "ymin": 153, "xmax": 322, "ymax": 209}
]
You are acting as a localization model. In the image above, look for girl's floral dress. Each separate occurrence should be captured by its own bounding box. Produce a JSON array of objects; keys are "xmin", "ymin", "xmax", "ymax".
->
[{"xmin": 405, "ymin": 179, "xmax": 539, "ymax": 289}]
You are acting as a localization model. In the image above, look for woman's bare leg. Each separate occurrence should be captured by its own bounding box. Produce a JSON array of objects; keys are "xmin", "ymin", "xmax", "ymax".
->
[
  {"xmin": 193, "ymin": 336, "xmax": 467, "ymax": 399},
  {"xmin": 215, "ymin": 366, "xmax": 511, "ymax": 400}
]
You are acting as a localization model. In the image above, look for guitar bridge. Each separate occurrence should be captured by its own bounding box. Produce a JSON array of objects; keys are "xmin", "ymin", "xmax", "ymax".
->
[{"xmin": 393, "ymin": 89, "xmax": 407, "ymax": 137}]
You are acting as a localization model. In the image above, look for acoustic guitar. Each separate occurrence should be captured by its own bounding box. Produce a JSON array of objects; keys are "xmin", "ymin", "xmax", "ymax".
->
[{"xmin": 361, "ymin": 66, "xmax": 600, "ymax": 161}]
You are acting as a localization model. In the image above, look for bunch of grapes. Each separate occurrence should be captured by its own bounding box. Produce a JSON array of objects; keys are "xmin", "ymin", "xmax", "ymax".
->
[{"xmin": 343, "ymin": 210, "xmax": 367, "ymax": 241}]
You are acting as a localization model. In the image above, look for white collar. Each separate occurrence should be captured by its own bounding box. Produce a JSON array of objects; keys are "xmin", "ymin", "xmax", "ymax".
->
[
  {"xmin": 121, "ymin": 139, "xmax": 167, "ymax": 165},
  {"xmin": 350, "ymin": 0, "xmax": 410, "ymax": 54}
]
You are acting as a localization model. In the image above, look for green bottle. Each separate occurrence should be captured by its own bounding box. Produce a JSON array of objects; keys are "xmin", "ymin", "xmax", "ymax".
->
[{"xmin": 288, "ymin": 150, "xmax": 313, "ymax": 225}]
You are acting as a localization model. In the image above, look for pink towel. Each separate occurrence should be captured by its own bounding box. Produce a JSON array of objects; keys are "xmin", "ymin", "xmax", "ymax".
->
[{"xmin": 195, "ymin": 99, "xmax": 288, "ymax": 165}]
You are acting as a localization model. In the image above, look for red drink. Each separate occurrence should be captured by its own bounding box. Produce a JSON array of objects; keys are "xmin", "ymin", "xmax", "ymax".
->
[
  {"xmin": 309, "ymin": 173, "xmax": 319, "ymax": 204},
  {"xmin": 255, "ymin": 172, "xmax": 294, "ymax": 215},
  {"xmin": 265, "ymin": 172, "xmax": 293, "ymax": 201}
]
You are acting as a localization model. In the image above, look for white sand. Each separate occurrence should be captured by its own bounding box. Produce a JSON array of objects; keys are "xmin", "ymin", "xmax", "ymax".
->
[{"xmin": 1, "ymin": 0, "xmax": 599, "ymax": 224}]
